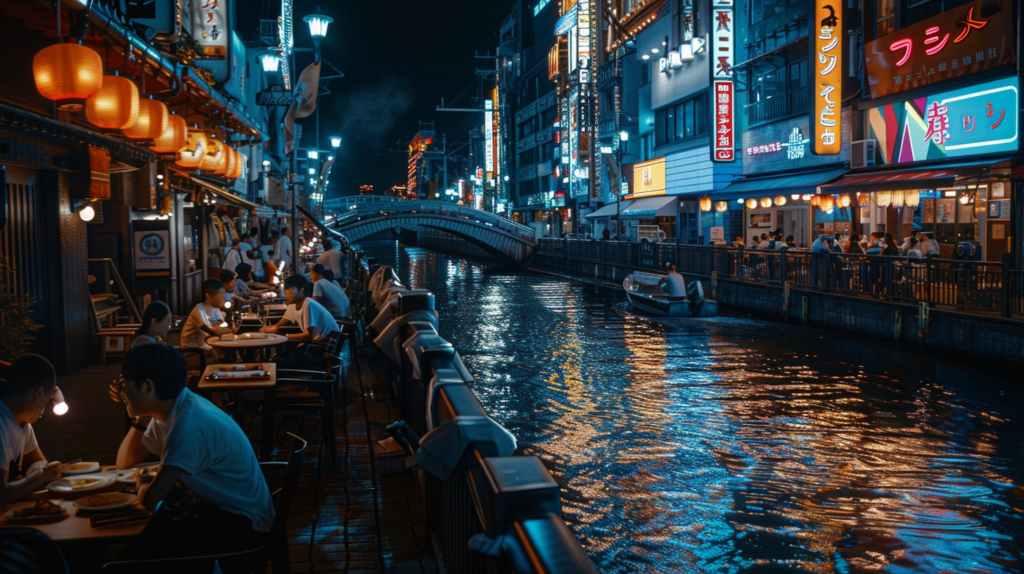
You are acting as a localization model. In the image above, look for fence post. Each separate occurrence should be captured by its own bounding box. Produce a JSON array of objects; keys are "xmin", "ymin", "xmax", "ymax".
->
[
  {"xmin": 1001, "ymin": 253, "xmax": 1012, "ymax": 317},
  {"xmin": 780, "ymin": 251, "xmax": 787, "ymax": 283}
]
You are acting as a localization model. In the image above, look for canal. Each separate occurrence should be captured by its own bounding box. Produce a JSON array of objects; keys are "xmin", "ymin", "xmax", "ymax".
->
[{"xmin": 363, "ymin": 240, "xmax": 1024, "ymax": 574}]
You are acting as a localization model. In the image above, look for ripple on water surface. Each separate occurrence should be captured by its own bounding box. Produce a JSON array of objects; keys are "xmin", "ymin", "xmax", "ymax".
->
[{"xmin": 364, "ymin": 241, "xmax": 1024, "ymax": 574}]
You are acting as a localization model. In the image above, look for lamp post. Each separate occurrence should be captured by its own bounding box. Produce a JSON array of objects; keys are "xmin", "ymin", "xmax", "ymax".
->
[{"xmin": 616, "ymin": 130, "xmax": 628, "ymax": 240}]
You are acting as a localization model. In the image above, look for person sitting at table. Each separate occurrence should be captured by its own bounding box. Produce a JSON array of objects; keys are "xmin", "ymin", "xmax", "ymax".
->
[
  {"xmin": 180, "ymin": 279, "xmax": 232, "ymax": 362},
  {"xmin": 0, "ymin": 355, "xmax": 63, "ymax": 506},
  {"xmin": 235, "ymin": 263, "xmax": 274, "ymax": 293},
  {"xmin": 311, "ymin": 263, "xmax": 350, "ymax": 318},
  {"xmin": 131, "ymin": 301, "xmax": 172, "ymax": 349},
  {"xmin": 264, "ymin": 274, "xmax": 340, "ymax": 369},
  {"xmin": 113, "ymin": 344, "xmax": 274, "ymax": 558},
  {"xmin": 263, "ymin": 249, "xmax": 279, "ymax": 284},
  {"xmin": 220, "ymin": 269, "xmax": 253, "ymax": 309}
]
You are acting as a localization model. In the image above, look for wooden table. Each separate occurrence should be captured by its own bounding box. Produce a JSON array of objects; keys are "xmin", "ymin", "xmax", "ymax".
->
[
  {"xmin": 0, "ymin": 467, "xmax": 150, "ymax": 544},
  {"xmin": 207, "ymin": 333, "xmax": 288, "ymax": 362},
  {"xmin": 198, "ymin": 363, "xmax": 277, "ymax": 461}
]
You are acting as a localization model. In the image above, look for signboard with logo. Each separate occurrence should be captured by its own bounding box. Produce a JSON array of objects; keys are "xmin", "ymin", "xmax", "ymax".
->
[
  {"xmin": 711, "ymin": 0, "xmax": 734, "ymax": 162},
  {"xmin": 191, "ymin": 0, "xmax": 228, "ymax": 59},
  {"xmin": 812, "ymin": 0, "xmax": 841, "ymax": 155},
  {"xmin": 866, "ymin": 76, "xmax": 1018, "ymax": 165},
  {"xmin": 485, "ymin": 99, "xmax": 494, "ymax": 175},
  {"xmin": 630, "ymin": 158, "xmax": 666, "ymax": 198},
  {"xmin": 638, "ymin": 242, "xmax": 657, "ymax": 267},
  {"xmin": 134, "ymin": 230, "xmax": 170, "ymax": 272},
  {"xmin": 865, "ymin": 0, "xmax": 1014, "ymax": 100},
  {"xmin": 742, "ymin": 113, "xmax": 850, "ymax": 175}
]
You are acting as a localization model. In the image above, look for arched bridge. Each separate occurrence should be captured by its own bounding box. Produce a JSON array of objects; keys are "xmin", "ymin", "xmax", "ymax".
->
[{"xmin": 325, "ymin": 198, "xmax": 537, "ymax": 263}]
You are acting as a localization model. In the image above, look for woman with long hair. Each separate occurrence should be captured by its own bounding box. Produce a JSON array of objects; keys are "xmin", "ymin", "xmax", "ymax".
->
[{"xmin": 131, "ymin": 301, "xmax": 172, "ymax": 348}]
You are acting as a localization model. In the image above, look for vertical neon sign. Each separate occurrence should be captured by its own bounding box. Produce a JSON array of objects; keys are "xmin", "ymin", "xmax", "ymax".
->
[
  {"xmin": 813, "ymin": 0, "xmax": 841, "ymax": 155},
  {"xmin": 711, "ymin": 0, "xmax": 735, "ymax": 162}
]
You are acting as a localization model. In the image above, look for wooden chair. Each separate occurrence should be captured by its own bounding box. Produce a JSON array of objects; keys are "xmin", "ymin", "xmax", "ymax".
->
[
  {"xmin": 259, "ymin": 433, "xmax": 307, "ymax": 574},
  {"xmin": 274, "ymin": 333, "xmax": 344, "ymax": 461}
]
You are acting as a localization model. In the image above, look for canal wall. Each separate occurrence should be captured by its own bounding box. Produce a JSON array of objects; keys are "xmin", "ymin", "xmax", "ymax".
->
[{"xmin": 533, "ymin": 253, "xmax": 1024, "ymax": 369}]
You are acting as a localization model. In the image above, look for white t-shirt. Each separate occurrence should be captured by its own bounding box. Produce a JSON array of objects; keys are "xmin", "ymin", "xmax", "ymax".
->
[
  {"xmin": 0, "ymin": 401, "xmax": 36, "ymax": 482},
  {"xmin": 238, "ymin": 241, "xmax": 257, "ymax": 269},
  {"xmin": 283, "ymin": 297, "xmax": 340, "ymax": 340},
  {"xmin": 223, "ymin": 249, "xmax": 243, "ymax": 274},
  {"xmin": 259, "ymin": 245, "xmax": 274, "ymax": 264},
  {"xmin": 662, "ymin": 272, "xmax": 687, "ymax": 297},
  {"xmin": 313, "ymin": 278, "xmax": 350, "ymax": 318},
  {"xmin": 141, "ymin": 389, "xmax": 274, "ymax": 532},
  {"xmin": 180, "ymin": 304, "xmax": 224, "ymax": 350},
  {"xmin": 316, "ymin": 249, "xmax": 345, "ymax": 278},
  {"xmin": 274, "ymin": 236, "xmax": 293, "ymax": 266}
]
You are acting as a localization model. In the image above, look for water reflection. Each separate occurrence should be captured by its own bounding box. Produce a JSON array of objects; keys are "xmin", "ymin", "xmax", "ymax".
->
[{"xmin": 363, "ymin": 240, "xmax": 1023, "ymax": 574}]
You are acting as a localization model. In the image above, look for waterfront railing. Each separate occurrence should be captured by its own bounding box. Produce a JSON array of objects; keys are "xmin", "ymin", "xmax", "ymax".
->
[{"xmin": 538, "ymin": 238, "xmax": 1023, "ymax": 318}]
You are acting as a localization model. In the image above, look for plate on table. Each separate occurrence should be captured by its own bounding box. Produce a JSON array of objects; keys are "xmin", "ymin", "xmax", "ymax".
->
[
  {"xmin": 4, "ymin": 500, "xmax": 68, "ymax": 523},
  {"xmin": 47, "ymin": 474, "xmax": 115, "ymax": 494},
  {"xmin": 62, "ymin": 461, "xmax": 101, "ymax": 476},
  {"xmin": 115, "ymin": 465, "xmax": 161, "ymax": 484},
  {"xmin": 74, "ymin": 492, "xmax": 138, "ymax": 513}
]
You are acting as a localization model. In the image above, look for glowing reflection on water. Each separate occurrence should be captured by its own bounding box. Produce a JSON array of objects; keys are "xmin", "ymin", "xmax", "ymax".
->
[{"xmin": 364, "ymin": 241, "xmax": 1024, "ymax": 574}]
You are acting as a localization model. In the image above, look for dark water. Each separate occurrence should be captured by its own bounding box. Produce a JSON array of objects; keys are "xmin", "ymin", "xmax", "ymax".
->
[{"xmin": 364, "ymin": 240, "xmax": 1024, "ymax": 574}]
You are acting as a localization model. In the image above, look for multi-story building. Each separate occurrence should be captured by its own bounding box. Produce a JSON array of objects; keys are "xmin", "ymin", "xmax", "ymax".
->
[{"xmin": 407, "ymin": 130, "xmax": 440, "ymax": 200}]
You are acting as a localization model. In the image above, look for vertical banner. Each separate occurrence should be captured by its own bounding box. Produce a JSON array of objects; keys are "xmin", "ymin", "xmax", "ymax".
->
[
  {"xmin": 711, "ymin": 0, "xmax": 734, "ymax": 162},
  {"xmin": 813, "ymin": 0, "xmax": 841, "ymax": 154},
  {"xmin": 192, "ymin": 0, "xmax": 228, "ymax": 59},
  {"xmin": 485, "ymin": 99, "xmax": 494, "ymax": 177}
]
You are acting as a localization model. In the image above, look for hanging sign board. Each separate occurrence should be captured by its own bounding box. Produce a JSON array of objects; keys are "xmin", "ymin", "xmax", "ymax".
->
[
  {"xmin": 191, "ymin": 0, "xmax": 229, "ymax": 59},
  {"xmin": 812, "ymin": 0, "xmax": 841, "ymax": 155},
  {"xmin": 711, "ymin": 0, "xmax": 734, "ymax": 162},
  {"xmin": 257, "ymin": 85, "xmax": 295, "ymax": 106}
]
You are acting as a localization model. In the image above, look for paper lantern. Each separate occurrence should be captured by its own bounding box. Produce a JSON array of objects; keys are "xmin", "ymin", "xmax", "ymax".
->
[
  {"xmin": 774, "ymin": 195, "xmax": 787, "ymax": 207},
  {"xmin": 810, "ymin": 195, "xmax": 821, "ymax": 207},
  {"xmin": 745, "ymin": 198, "xmax": 757, "ymax": 209},
  {"xmin": 838, "ymin": 194, "xmax": 851, "ymax": 208},
  {"xmin": 819, "ymin": 195, "xmax": 834, "ymax": 212},
  {"xmin": 876, "ymin": 190, "xmax": 892, "ymax": 208},
  {"xmin": 123, "ymin": 98, "xmax": 168, "ymax": 140},
  {"xmin": 220, "ymin": 146, "xmax": 236, "ymax": 177},
  {"xmin": 229, "ymin": 149, "xmax": 244, "ymax": 179},
  {"xmin": 699, "ymin": 195, "xmax": 712, "ymax": 212},
  {"xmin": 891, "ymin": 189, "xmax": 905, "ymax": 208},
  {"xmin": 33, "ymin": 43, "xmax": 103, "ymax": 110},
  {"xmin": 150, "ymin": 114, "xmax": 188, "ymax": 154},
  {"xmin": 85, "ymin": 75, "xmax": 139, "ymax": 129},
  {"xmin": 905, "ymin": 190, "xmax": 920, "ymax": 208},
  {"xmin": 176, "ymin": 130, "xmax": 208, "ymax": 168},
  {"xmin": 959, "ymin": 193, "xmax": 971, "ymax": 205},
  {"xmin": 760, "ymin": 197, "xmax": 772, "ymax": 208},
  {"xmin": 715, "ymin": 201, "xmax": 728, "ymax": 212},
  {"xmin": 200, "ymin": 138, "xmax": 225, "ymax": 172}
]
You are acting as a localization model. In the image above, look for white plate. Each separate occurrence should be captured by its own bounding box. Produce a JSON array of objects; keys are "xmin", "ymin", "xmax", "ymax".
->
[
  {"xmin": 73, "ymin": 492, "xmax": 138, "ymax": 513},
  {"xmin": 115, "ymin": 465, "xmax": 161, "ymax": 484},
  {"xmin": 47, "ymin": 474, "xmax": 115, "ymax": 494},
  {"xmin": 4, "ymin": 502, "xmax": 68, "ymax": 523},
  {"xmin": 62, "ymin": 462, "xmax": 101, "ymax": 476}
]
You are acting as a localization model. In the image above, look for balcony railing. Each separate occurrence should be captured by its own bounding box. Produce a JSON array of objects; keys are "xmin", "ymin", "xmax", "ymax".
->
[{"xmin": 745, "ymin": 86, "xmax": 809, "ymax": 126}]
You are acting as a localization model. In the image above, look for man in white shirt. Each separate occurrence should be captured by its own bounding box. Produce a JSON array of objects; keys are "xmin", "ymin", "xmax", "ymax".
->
[
  {"xmin": 919, "ymin": 233, "xmax": 940, "ymax": 256},
  {"xmin": 238, "ymin": 231, "xmax": 257, "ymax": 270},
  {"xmin": 114, "ymin": 344, "xmax": 274, "ymax": 558},
  {"xmin": 264, "ymin": 274, "xmax": 340, "ymax": 369},
  {"xmin": 657, "ymin": 264, "xmax": 687, "ymax": 297},
  {"xmin": 223, "ymin": 239, "xmax": 243, "ymax": 274},
  {"xmin": 179, "ymin": 279, "xmax": 232, "ymax": 362},
  {"xmin": 274, "ymin": 226, "xmax": 294, "ymax": 272},
  {"xmin": 311, "ymin": 264, "xmax": 350, "ymax": 317},
  {"xmin": 0, "ymin": 355, "xmax": 63, "ymax": 506},
  {"xmin": 316, "ymin": 239, "xmax": 346, "ymax": 279}
]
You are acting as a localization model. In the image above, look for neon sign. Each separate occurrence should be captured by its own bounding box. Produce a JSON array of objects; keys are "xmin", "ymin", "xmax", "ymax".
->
[
  {"xmin": 710, "ymin": 0, "xmax": 734, "ymax": 162},
  {"xmin": 866, "ymin": 76, "xmax": 1018, "ymax": 165},
  {"xmin": 812, "ymin": 0, "xmax": 840, "ymax": 155},
  {"xmin": 534, "ymin": 0, "xmax": 550, "ymax": 17},
  {"xmin": 484, "ymin": 99, "xmax": 494, "ymax": 175}
]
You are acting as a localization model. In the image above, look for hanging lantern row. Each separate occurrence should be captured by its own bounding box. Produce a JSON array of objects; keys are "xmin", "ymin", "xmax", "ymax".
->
[
  {"xmin": 715, "ymin": 201, "xmax": 728, "ymax": 213},
  {"xmin": 32, "ymin": 41, "xmax": 243, "ymax": 180},
  {"xmin": 699, "ymin": 195, "xmax": 712, "ymax": 212}
]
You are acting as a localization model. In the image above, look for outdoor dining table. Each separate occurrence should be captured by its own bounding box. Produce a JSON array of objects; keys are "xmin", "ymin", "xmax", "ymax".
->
[
  {"xmin": 198, "ymin": 363, "xmax": 278, "ymax": 461},
  {"xmin": 0, "ymin": 466, "xmax": 150, "ymax": 544},
  {"xmin": 207, "ymin": 332, "xmax": 288, "ymax": 362}
]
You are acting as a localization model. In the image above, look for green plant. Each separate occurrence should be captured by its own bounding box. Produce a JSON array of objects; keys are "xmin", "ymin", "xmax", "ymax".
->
[{"xmin": 0, "ymin": 257, "xmax": 41, "ymax": 362}]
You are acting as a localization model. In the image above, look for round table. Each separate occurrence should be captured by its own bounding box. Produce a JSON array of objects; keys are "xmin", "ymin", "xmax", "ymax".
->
[{"xmin": 207, "ymin": 333, "xmax": 289, "ymax": 362}]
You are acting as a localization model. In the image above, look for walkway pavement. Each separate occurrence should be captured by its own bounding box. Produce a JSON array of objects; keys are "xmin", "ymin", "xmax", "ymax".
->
[{"xmin": 33, "ymin": 347, "xmax": 435, "ymax": 573}]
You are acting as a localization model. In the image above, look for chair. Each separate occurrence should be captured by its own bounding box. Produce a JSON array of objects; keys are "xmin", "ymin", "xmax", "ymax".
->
[
  {"xmin": 259, "ymin": 433, "xmax": 307, "ymax": 574},
  {"xmin": 275, "ymin": 333, "xmax": 344, "ymax": 461},
  {"xmin": 180, "ymin": 347, "xmax": 208, "ymax": 393},
  {"xmin": 0, "ymin": 528, "xmax": 69, "ymax": 574},
  {"xmin": 101, "ymin": 546, "xmax": 265, "ymax": 574}
]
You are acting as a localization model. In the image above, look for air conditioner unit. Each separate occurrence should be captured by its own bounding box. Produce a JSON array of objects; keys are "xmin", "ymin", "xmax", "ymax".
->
[{"xmin": 850, "ymin": 139, "xmax": 877, "ymax": 169}]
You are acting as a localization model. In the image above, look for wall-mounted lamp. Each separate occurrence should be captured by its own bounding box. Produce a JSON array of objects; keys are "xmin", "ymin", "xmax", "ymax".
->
[
  {"xmin": 72, "ymin": 199, "xmax": 97, "ymax": 222},
  {"xmin": 52, "ymin": 387, "xmax": 68, "ymax": 415}
]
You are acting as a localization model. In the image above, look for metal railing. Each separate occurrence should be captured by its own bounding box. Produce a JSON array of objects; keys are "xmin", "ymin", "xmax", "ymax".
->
[
  {"xmin": 330, "ymin": 199, "xmax": 537, "ymax": 243},
  {"xmin": 744, "ymin": 86, "xmax": 809, "ymax": 126},
  {"xmin": 538, "ymin": 239, "xmax": 1023, "ymax": 317}
]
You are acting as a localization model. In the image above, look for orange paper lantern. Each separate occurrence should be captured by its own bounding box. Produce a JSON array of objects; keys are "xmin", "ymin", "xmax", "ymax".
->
[
  {"xmin": 85, "ymin": 75, "xmax": 139, "ymax": 129},
  {"xmin": 33, "ymin": 43, "xmax": 103, "ymax": 110},
  {"xmin": 150, "ymin": 114, "xmax": 188, "ymax": 154},
  {"xmin": 219, "ymin": 146, "xmax": 235, "ymax": 176},
  {"xmin": 201, "ymin": 138, "xmax": 225, "ymax": 173},
  {"xmin": 699, "ymin": 195, "xmax": 712, "ymax": 212},
  {"xmin": 228, "ymin": 148, "xmax": 244, "ymax": 179},
  {"xmin": 176, "ymin": 130, "xmax": 208, "ymax": 168},
  {"xmin": 123, "ymin": 98, "xmax": 168, "ymax": 140}
]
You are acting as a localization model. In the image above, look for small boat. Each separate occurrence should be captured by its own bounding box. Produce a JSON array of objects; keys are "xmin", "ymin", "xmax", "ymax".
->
[{"xmin": 623, "ymin": 272, "xmax": 719, "ymax": 318}]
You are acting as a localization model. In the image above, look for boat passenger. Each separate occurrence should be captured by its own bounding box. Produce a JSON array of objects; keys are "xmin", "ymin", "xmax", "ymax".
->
[{"xmin": 658, "ymin": 264, "xmax": 687, "ymax": 298}]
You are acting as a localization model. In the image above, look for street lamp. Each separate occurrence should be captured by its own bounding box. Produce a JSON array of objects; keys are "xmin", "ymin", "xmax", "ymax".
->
[
  {"xmin": 619, "ymin": 130, "xmax": 629, "ymax": 142},
  {"xmin": 330, "ymin": 137, "xmax": 341, "ymax": 148},
  {"xmin": 304, "ymin": 12, "xmax": 333, "ymax": 40},
  {"xmin": 260, "ymin": 53, "xmax": 281, "ymax": 73}
]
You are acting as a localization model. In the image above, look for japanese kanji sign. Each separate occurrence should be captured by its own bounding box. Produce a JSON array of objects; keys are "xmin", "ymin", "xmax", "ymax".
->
[
  {"xmin": 711, "ymin": 0, "xmax": 734, "ymax": 162},
  {"xmin": 866, "ymin": 76, "xmax": 1018, "ymax": 165},
  {"xmin": 812, "ymin": 0, "xmax": 841, "ymax": 155},
  {"xmin": 191, "ymin": 0, "xmax": 228, "ymax": 59},
  {"xmin": 865, "ymin": 0, "xmax": 1014, "ymax": 99}
]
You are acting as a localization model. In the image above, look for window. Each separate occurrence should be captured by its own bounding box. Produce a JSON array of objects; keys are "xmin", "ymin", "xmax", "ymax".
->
[
  {"xmin": 641, "ymin": 133, "xmax": 654, "ymax": 161},
  {"xmin": 654, "ymin": 93, "xmax": 710, "ymax": 147},
  {"xmin": 876, "ymin": 0, "xmax": 894, "ymax": 37},
  {"xmin": 640, "ymin": 60, "xmax": 651, "ymax": 87}
]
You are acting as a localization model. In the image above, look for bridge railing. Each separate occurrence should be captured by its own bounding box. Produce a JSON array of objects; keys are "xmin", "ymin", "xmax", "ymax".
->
[
  {"xmin": 329, "ymin": 199, "xmax": 537, "ymax": 243},
  {"xmin": 539, "ymin": 238, "xmax": 1022, "ymax": 317}
]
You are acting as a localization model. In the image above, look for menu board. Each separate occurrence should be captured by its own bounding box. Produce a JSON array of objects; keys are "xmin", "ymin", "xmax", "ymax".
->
[
  {"xmin": 922, "ymin": 199, "xmax": 935, "ymax": 224},
  {"xmin": 936, "ymin": 198, "xmax": 955, "ymax": 223}
]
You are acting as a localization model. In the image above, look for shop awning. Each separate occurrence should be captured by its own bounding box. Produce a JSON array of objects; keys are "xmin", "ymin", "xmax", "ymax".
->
[
  {"xmin": 619, "ymin": 196, "xmax": 677, "ymax": 219},
  {"xmin": 713, "ymin": 167, "xmax": 848, "ymax": 200},
  {"xmin": 188, "ymin": 176, "xmax": 261, "ymax": 210},
  {"xmin": 584, "ymin": 200, "xmax": 634, "ymax": 219},
  {"xmin": 816, "ymin": 158, "xmax": 1014, "ymax": 194},
  {"xmin": 554, "ymin": 5, "xmax": 578, "ymax": 36}
]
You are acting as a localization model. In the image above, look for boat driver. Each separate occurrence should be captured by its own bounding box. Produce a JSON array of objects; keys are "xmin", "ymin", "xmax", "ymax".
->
[{"xmin": 658, "ymin": 264, "xmax": 687, "ymax": 298}]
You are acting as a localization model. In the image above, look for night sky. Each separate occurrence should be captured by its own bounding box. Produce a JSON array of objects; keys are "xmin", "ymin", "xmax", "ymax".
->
[{"xmin": 238, "ymin": 0, "xmax": 515, "ymax": 199}]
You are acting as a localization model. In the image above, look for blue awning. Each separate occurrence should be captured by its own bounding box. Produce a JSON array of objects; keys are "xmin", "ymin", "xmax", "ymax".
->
[
  {"xmin": 620, "ymin": 196, "xmax": 678, "ymax": 219},
  {"xmin": 555, "ymin": 5, "xmax": 578, "ymax": 36},
  {"xmin": 712, "ymin": 167, "xmax": 848, "ymax": 200}
]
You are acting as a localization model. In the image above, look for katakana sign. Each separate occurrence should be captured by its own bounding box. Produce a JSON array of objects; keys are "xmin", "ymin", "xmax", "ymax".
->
[
  {"xmin": 256, "ymin": 86, "xmax": 295, "ymax": 106},
  {"xmin": 812, "ymin": 0, "xmax": 841, "ymax": 155},
  {"xmin": 865, "ymin": 0, "xmax": 1014, "ymax": 99}
]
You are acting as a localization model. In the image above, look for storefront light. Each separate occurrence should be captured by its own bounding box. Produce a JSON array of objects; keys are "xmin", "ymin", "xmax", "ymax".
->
[
  {"xmin": 774, "ymin": 196, "xmax": 787, "ymax": 207},
  {"xmin": 760, "ymin": 197, "xmax": 772, "ymax": 208},
  {"xmin": 801, "ymin": 194, "xmax": 812, "ymax": 201},
  {"xmin": 791, "ymin": 194, "xmax": 800, "ymax": 201},
  {"xmin": 745, "ymin": 198, "xmax": 757, "ymax": 209},
  {"xmin": 261, "ymin": 53, "xmax": 281, "ymax": 73}
]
